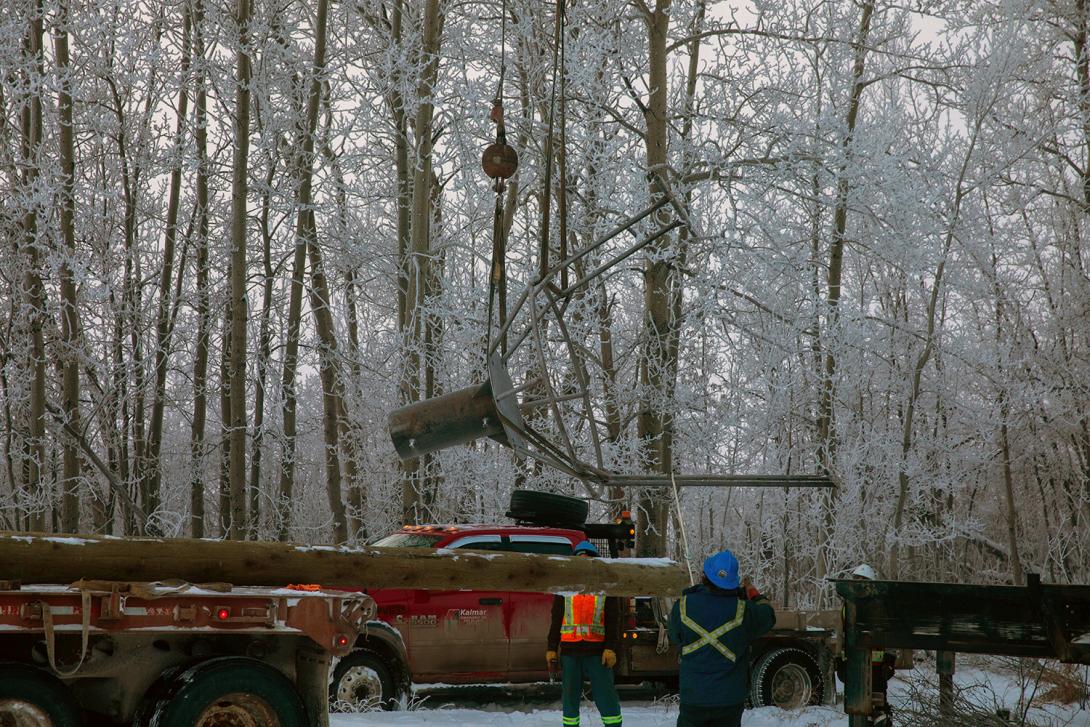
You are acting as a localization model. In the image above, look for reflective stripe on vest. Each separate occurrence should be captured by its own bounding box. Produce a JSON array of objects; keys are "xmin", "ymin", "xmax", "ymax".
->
[
  {"xmin": 560, "ymin": 595, "xmax": 606, "ymax": 642},
  {"xmin": 679, "ymin": 596, "xmax": 746, "ymax": 661}
]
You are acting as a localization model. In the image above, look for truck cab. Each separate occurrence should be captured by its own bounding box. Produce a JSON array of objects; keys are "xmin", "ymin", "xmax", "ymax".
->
[
  {"xmin": 332, "ymin": 491, "xmax": 839, "ymax": 713},
  {"xmin": 368, "ymin": 523, "xmax": 587, "ymax": 685}
]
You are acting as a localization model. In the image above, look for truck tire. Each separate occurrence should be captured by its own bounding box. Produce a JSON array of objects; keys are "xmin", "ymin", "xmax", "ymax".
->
[
  {"xmin": 134, "ymin": 657, "xmax": 306, "ymax": 727},
  {"xmin": 0, "ymin": 664, "xmax": 83, "ymax": 727},
  {"xmin": 330, "ymin": 650, "xmax": 397, "ymax": 711},
  {"xmin": 749, "ymin": 646, "xmax": 824, "ymax": 709},
  {"xmin": 507, "ymin": 490, "xmax": 588, "ymax": 528}
]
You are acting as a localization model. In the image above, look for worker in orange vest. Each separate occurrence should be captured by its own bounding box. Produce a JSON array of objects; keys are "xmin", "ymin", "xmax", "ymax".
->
[{"xmin": 547, "ymin": 540, "xmax": 622, "ymax": 727}]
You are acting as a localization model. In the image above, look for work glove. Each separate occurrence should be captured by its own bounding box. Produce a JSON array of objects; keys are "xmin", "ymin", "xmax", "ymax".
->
[
  {"xmin": 546, "ymin": 650, "xmax": 558, "ymax": 667},
  {"xmin": 741, "ymin": 576, "xmax": 761, "ymax": 601},
  {"xmin": 601, "ymin": 648, "xmax": 617, "ymax": 668}
]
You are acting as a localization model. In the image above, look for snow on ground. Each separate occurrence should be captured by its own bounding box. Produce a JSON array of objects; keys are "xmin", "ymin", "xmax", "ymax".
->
[
  {"xmin": 332, "ymin": 656, "xmax": 1090, "ymax": 726},
  {"xmin": 331, "ymin": 704, "xmax": 847, "ymax": 726}
]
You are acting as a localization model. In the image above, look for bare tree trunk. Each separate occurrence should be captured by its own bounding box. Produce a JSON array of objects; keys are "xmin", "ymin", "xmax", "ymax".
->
[
  {"xmin": 307, "ymin": 220, "xmax": 349, "ymax": 544},
  {"xmin": 189, "ymin": 0, "xmax": 211, "ymax": 538},
  {"xmin": 218, "ymin": 308, "xmax": 233, "ymax": 538},
  {"xmin": 248, "ymin": 155, "xmax": 277, "ymax": 539},
  {"xmin": 815, "ymin": 0, "xmax": 874, "ymax": 595},
  {"xmin": 635, "ymin": 0, "xmax": 672, "ymax": 557},
  {"xmin": 343, "ymin": 266, "xmax": 365, "ymax": 540},
  {"xmin": 890, "ymin": 129, "xmax": 976, "ymax": 578},
  {"xmin": 53, "ymin": 0, "xmax": 84, "ymax": 533},
  {"xmin": 226, "ymin": 0, "xmax": 252, "ymax": 540},
  {"xmin": 1067, "ymin": 0, "xmax": 1090, "ymax": 520},
  {"xmin": 276, "ymin": 223, "xmax": 305, "ymax": 542},
  {"xmin": 401, "ymin": 0, "xmax": 445, "ymax": 525},
  {"xmin": 19, "ymin": 0, "xmax": 48, "ymax": 532},
  {"xmin": 322, "ymin": 134, "xmax": 365, "ymax": 540},
  {"xmin": 145, "ymin": 7, "xmax": 193, "ymax": 531},
  {"xmin": 993, "ymin": 272, "xmax": 1024, "ymax": 585}
]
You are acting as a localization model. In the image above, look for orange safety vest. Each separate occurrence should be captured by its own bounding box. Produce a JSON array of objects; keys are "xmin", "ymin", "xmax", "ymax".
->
[{"xmin": 560, "ymin": 595, "xmax": 606, "ymax": 643}]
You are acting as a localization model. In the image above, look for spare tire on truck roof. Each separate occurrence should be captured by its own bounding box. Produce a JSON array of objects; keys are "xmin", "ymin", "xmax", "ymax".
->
[{"xmin": 507, "ymin": 489, "xmax": 588, "ymax": 528}]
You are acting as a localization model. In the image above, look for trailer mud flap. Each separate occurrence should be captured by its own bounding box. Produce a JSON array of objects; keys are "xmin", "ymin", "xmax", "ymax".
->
[{"xmin": 297, "ymin": 643, "xmax": 331, "ymax": 727}]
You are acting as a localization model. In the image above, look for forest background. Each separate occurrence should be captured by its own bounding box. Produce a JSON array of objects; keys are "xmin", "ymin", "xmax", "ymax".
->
[{"xmin": 2, "ymin": 0, "xmax": 1088, "ymax": 608}]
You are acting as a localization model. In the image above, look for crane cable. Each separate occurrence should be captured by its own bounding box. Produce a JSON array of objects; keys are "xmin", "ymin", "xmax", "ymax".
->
[
  {"xmin": 538, "ymin": 0, "xmax": 566, "ymax": 281},
  {"xmin": 484, "ymin": 0, "xmax": 515, "ymax": 356}
]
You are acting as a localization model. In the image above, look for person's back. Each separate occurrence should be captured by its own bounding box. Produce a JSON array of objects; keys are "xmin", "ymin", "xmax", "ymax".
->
[{"xmin": 668, "ymin": 550, "xmax": 776, "ymax": 727}]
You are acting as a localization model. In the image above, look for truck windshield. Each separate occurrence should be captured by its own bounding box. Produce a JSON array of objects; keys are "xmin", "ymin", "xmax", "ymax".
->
[{"xmin": 372, "ymin": 533, "xmax": 443, "ymax": 548}]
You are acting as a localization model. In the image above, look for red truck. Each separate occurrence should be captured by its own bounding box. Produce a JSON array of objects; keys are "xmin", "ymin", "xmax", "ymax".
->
[{"xmin": 331, "ymin": 491, "xmax": 841, "ymax": 713}]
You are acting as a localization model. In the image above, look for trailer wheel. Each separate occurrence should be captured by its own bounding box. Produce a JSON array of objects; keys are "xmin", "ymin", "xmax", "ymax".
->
[
  {"xmin": 749, "ymin": 647, "xmax": 824, "ymax": 709},
  {"xmin": 330, "ymin": 650, "xmax": 397, "ymax": 711},
  {"xmin": 135, "ymin": 657, "xmax": 306, "ymax": 727},
  {"xmin": 0, "ymin": 664, "xmax": 83, "ymax": 727},
  {"xmin": 507, "ymin": 489, "xmax": 588, "ymax": 527}
]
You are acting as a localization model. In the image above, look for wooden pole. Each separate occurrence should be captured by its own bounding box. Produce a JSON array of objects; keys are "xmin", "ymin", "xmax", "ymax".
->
[{"xmin": 0, "ymin": 533, "xmax": 690, "ymax": 597}]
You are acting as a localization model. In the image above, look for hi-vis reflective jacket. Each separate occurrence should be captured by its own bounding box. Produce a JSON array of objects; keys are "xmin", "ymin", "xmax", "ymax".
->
[
  {"xmin": 667, "ymin": 583, "xmax": 776, "ymax": 707},
  {"xmin": 560, "ymin": 594, "xmax": 606, "ymax": 642},
  {"xmin": 548, "ymin": 595, "xmax": 620, "ymax": 655}
]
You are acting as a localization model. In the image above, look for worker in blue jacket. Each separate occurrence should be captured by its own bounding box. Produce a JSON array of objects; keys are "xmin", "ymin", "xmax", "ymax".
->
[{"xmin": 667, "ymin": 549, "xmax": 776, "ymax": 727}]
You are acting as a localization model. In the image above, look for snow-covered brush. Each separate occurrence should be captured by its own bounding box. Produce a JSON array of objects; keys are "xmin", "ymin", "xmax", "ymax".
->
[{"xmin": 892, "ymin": 655, "xmax": 1080, "ymax": 727}]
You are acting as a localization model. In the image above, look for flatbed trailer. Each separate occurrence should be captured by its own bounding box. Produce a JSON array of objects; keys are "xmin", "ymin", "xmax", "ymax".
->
[
  {"xmin": 836, "ymin": 574, "xmax": 1090, "ymax": 726},
  {"xmin": 0, "ymin": 579, "xmax": 373, "ymax": 726}
]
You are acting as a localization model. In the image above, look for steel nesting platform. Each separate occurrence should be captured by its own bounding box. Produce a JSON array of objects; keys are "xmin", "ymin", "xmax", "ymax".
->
[{"xmin": 835, "ymin": 574, "xmax": 1090, "ymax": 726}]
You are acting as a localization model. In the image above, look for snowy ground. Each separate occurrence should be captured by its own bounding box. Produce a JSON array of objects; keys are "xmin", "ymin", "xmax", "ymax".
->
[{"xmin": 331, "ymin": 657, "xmax": 1090, "ymax": 726}]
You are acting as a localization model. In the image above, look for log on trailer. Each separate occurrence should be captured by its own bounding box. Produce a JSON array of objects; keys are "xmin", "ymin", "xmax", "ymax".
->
[{"xmin": 0, "ymin": 532, "xmax": 690, "ymax": 597}]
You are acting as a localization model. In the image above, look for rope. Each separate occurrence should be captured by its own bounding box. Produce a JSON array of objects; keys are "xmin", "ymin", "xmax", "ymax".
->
[
  {"xmin": 495, "ymin": 0, "xmax": 507, "ymax": 101},
  {"xmin": 538, "ymin": 0, "xmax": 565, "ymax": 281},
  {"xmin": 671, "ymin": 471, "xmax": 696, "ymax": 585}
]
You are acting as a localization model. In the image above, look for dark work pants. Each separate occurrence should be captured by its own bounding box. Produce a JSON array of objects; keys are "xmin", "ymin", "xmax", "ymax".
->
[
  {"xmin": 676, "ymin": 703, "xmax": 744, "ymax": 727},
  {"xmin": 560, "ymin": 653, "xmax": 621, "ymax": 725}
]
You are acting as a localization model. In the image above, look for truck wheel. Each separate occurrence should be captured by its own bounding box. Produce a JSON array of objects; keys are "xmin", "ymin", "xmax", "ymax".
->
[
  {"xmin": 0, "ymin": 664, "xmax": 83, "ymax": 727},
  {"xmin": 507, "ymin": 490, "xmax": 588, "ymax": 527},
  {"xmin": 135, "ymin": 657, "xmax": 306, "ymax": 727},
  {"xmin": 749, "ymin": 647, "xmax": 824, "ymax": 709},
  {"xmin": 330, "ymin": 650, "xmax": 397, "ymax": 711}
]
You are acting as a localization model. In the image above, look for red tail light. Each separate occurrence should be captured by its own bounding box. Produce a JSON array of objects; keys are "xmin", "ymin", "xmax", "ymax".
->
[{"xmin": 626, "ymin": 613, "xmax": 637, "ymax": 630}]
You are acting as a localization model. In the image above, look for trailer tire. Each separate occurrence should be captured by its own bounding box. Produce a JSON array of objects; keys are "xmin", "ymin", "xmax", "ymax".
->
[
  {"xmin": 134, "ymin": 657, "xmax": 306, "ymax": 727},
  {"xmin": 507, "ymin": 490, "xmax": 588, "ymax": 527},
  {"xmin": 749, "ymin": 647, "xmax": 824, "ymax": 709},
  {"xmin": 330, "ymin": 650, "xmax": 398, "ymax": 711},
  {"xmin": 0, "ymin": 664, "xmax": 83, "ymax": 727}
]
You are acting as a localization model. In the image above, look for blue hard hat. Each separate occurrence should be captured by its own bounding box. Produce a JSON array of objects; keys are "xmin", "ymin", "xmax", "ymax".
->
[
  {"xmin": 573, "ymin": 540, "xmax": 600, "ymax": 557},
  {"xmin": 704, "ymin": 550, "xmax": 740, "ymax": 589}
]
